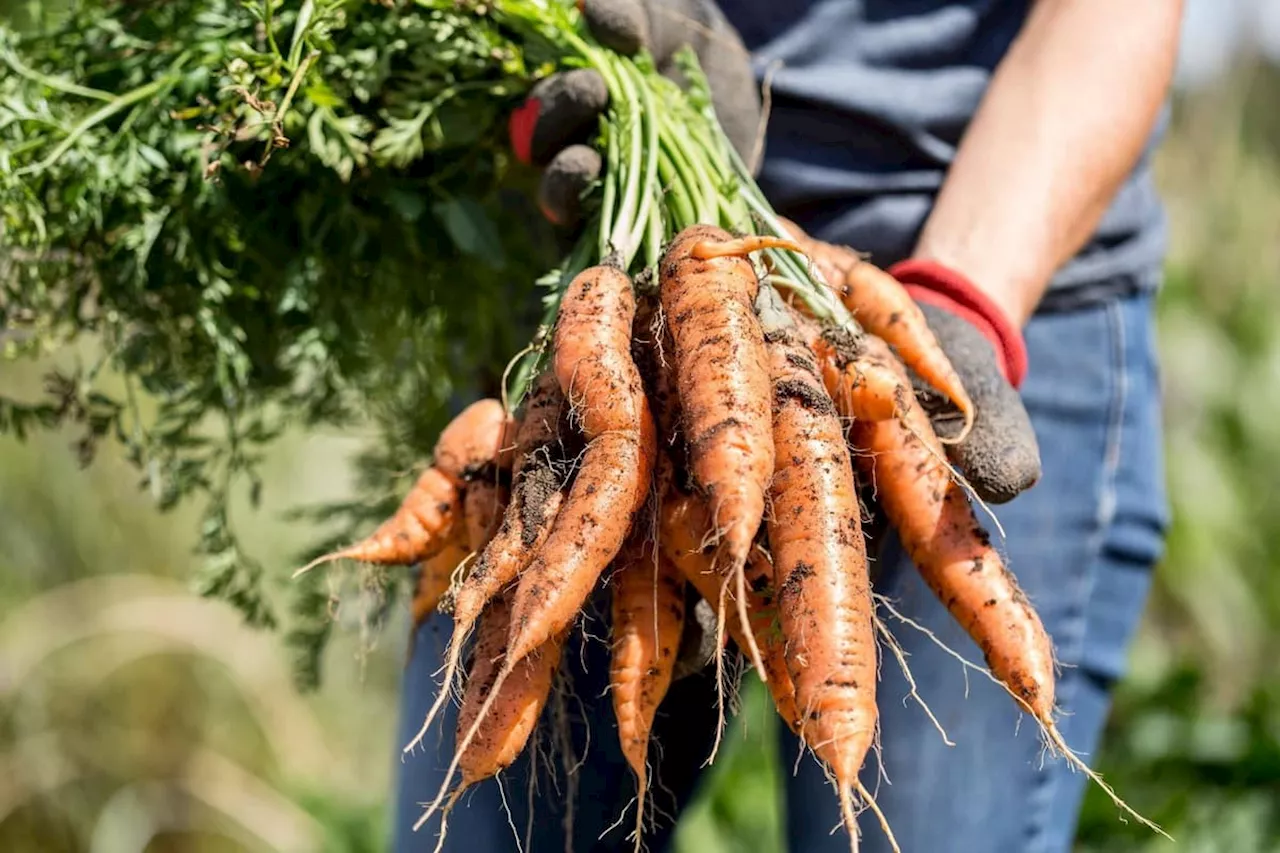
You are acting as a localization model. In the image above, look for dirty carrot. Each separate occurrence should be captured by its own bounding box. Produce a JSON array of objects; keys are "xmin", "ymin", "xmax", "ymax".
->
[
  {"xmin": 759, "ymin": 292, "xmax": 889, "ymax": 852},
  {"xmin": 850, "ymin": 362, "xmax": 1165, "ymax": 836},
  {"xmin": 850, "ymin": 369, "xmax": 1054, "ymax": 721},
  {"xmin": 419, "ymin": 263, "xmax": 657, "ymax": 827},
  {"xmin": 798, "ymin": 316, "xmax": 913, "ymax": 425},
  {"xmin": 432, "ymin": 398, "xmax": 516, "ymax": 487},
  {"xmin": 610, "ymin": 532, "xmax": 685, "ymax": 851},
  {"xmin": 501, "ymin": 262, "xmax": 657, "ymax": 665},
  {"xmin": 660, "ymin": 223, "xmax": 774, "ymax": 678},
  {"xmin": 418, "ymin": 591, "xmax": 565, "ymax": 844},
  {"xmin": 406, "ymin": 371, "xmax": 570, "ymax": 753},
  {"xmin": 293, "ymin": 465, "xmax": 461, "ymax": 577}
]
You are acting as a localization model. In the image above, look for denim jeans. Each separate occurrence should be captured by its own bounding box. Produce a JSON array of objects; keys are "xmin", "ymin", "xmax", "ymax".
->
[{"xmin": 391, "ymin": 290, "xmax": 1169, "ymax": 853}]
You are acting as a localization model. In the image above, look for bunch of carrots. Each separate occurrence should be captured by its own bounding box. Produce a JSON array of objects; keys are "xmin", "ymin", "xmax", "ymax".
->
[
  {"xmin": 288, "ymin": 4, "xmax": 1165, "ymax": 850},
  {"xmin": 298, "ymin": 217, "xmax": 1163, "ymax": 852}
]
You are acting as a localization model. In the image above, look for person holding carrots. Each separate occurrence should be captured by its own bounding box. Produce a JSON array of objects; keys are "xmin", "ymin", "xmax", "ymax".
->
[{"xmin": 395, "ymin": 1, "xmax": 1186, "ymax": 850}]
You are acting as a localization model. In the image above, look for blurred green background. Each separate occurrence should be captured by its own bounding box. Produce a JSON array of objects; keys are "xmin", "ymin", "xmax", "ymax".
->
[{"xmin": 5, "ymin": 5, "xmax": 1280, "ymax": 853}]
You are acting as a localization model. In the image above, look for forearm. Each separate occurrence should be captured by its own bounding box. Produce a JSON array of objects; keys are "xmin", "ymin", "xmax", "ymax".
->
[{"xmin": 913, "ymin": 0, "xmax": 1183, "ymax": 326}]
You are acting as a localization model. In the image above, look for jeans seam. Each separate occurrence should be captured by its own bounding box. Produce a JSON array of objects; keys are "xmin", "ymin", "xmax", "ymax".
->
[{"xmin": 1023, "ymin": 300, "xmax": 1128, "ymax": 853}]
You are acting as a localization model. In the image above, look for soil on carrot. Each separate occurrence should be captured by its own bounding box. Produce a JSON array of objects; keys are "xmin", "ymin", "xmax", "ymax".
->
[
  {"xmin": 517, "ymin": 459, "xmax": 562, "ymax": 549},
  {"xmin": 773, "ymin": 378, "xmax": 838, "ymax": 417},
  {"xmin": 821, "ymin": 325, "xmax": 866, "ymax": 367}
]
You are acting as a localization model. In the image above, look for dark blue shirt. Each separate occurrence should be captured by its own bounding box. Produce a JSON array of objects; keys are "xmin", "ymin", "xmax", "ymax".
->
[{"xmin": 719, "ymin": 0, "xmax": 1168, "ymax": 309}]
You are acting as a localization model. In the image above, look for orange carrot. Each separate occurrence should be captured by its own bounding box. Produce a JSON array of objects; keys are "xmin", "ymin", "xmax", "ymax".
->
[
  {"xmin": 632, "ymin": 295, "xmax": 690, "ymax": 499},
  {"xmin": 432, "ymin": 398, "xmax": 515, "ymax": 487},
  {"xmin": 795, "ymin": 315, "xmax": 912, "ymax": 424},
  {"xmin": 411, "ymin": 527, "xmax": 469, "ymax": 630},
  {"xmin": 419, "ymin": 264, "xmax": 657, "ymax": 826},
  {"xmin": 762, "ymin": 311, "xmax": 885, "ymax": 850},
  {"xmin": 849, "ymin": 339, "xmax": 1167, "ymax": 839},
  {"xmin": 293, "ymin": 465, "xmax": 461, "ymax": 577},
  {"xmin": 777, "ymin": 216, "xmax": 858, "ymax": 290},
  {"xmin": 659, "ymin": 491, "xmax": 800, "ymax": 734},
  {"xmin": 406, "ymin": 526, "xmax": 470, "ymax": 665},
  {"xmin": 690, "ymin": 234, "xmax": 803, "ymax": 260},
  {"xmin": 422, "ymin": 592, "xmax": 565, "ymax": 838},
  {"xmin": 407, "ymin": 371, "xmax": 570, "ymax": 752},
  {"xmin": 463, "ymin": 475, "xmax": 509, "ymax": 554},
  {"xmin": 456, "ymin": 371, "xmax": 569, "ymax": 625},
  {"xmin": 503, "ymin": 262, "xmax": 656, "ymax": 664},
  {"xmin": 850, "ymin": 361, "xmax": 1055, "ymax": 722},
  {"xmin": 611, "ymin": 532, "xmax": 685, "ymax": 851},
  {"xmin": 778, "ymin": 219, "xmax": 974, "ymax": 441},
  {"xmin": 659, "ymin": 223, "xmax": 774, "ymax": 677}
]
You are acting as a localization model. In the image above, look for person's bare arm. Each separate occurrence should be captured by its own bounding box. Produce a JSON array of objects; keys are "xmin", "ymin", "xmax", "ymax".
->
[{"xmin": 912, "ymin": 0, "xmax": 1184, "ymax": 327}]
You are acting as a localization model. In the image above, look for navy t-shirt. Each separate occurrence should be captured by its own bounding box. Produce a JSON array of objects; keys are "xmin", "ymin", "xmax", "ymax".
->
[{"xmin": 718, "ymin": 0, "xmax": 1169, "ymax": 310}]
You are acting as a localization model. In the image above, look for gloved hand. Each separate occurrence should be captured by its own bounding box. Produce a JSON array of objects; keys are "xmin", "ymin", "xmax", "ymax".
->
[
  {"xmin": 508, "ymin": 0, "xmax": 761, "ymax": 227},
  {"xmin": 888, "ymin": 259, "xmax": 1042, "ymax": 506}
]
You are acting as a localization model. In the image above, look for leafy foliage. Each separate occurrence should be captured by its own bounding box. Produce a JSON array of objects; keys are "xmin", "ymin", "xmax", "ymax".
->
[{"xmin": 0, "ymin": 0, "xmax": 569, "ymax": 675}]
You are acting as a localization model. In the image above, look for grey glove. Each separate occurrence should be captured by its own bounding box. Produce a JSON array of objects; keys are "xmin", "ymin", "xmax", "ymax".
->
[{"xmin": 914, "ymin": 302, "xmax": 1041, "ymax": 504}]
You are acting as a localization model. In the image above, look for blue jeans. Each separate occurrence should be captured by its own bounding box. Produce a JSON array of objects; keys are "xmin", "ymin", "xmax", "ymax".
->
[{"xmin": 391, "ymin": 290, "xmax": 1169, "ymax": 853}]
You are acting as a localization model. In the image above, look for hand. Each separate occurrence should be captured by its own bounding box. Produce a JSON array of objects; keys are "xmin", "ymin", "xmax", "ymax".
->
[
  {"xmin": 508, "ymin": 0, "xmax": 761, "ymax": 227},
  {"xmin": 888, "ymin": 259, "xmax": 1042, "ymax": 506}
]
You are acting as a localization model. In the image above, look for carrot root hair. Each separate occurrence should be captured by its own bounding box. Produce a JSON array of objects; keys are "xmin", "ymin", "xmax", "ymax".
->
[
  {"xmin": 733, "ymin": 561, "xmax": 768, "ymax": 680},
  {"xmin": 426, "ymin": 786, "xmax": 464, "ymax": 852},
  {"xmin": 875, "ymin": 594, "xmax": 1169, "ymax": 842},
  {"xmin": 1040, "ymin": 722, "xmax": 1172, "ymax": 842},
  {"xmin": 854, "ymin": 779, "xmax": 900, "ymax": 853},
  {"xmin": 873, "ymin": 616, "xmax": 954, "ymax": 747},
  {"xmin": 837, "ymin": 783, "xmax": 861, "ymax": 853}
]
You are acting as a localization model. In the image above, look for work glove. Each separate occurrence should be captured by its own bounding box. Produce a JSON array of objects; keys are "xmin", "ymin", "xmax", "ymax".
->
[
  {"xmin": 888, "ymin": 259, "xmax": 1041, "ymax": 506},
  {"xmin": 508, "ymin": 0, "xmax": 762, "ymax": 227}
]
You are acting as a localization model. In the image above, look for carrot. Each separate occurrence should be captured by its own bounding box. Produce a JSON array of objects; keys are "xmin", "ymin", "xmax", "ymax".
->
[
  {"xmin": 411, "ymin": 527, "xmax": 470, "ymax": 631},
  {"xmin": 406, "ymin": 526, "xmax": 471, "ymax": 665},
  {"xmin": 689, "ymin": 234, "xmax": 803, "ymax": 260},
  {"xmin": 760, "ymin": 302, "xmax": 887, "ymax": 852},
  {"xmin": 659, "ymin": 223, "xmax": 774, "ymax": 677},
  {"xmin": 457, "ymin": 371, "xmax": 570, "ymax": 625},
  {"xmin": 503, "ymin": 262, "xmax": 656, "ymax": 664},
  {"xmin": 632, "ymin": 295, "xmax": 692, "ymax": 502},
  {"xmin": 418, "ymin": 263, "xmax": 657, "ymax": 826},
  {"xmin": 463, "ymin": 474, "xmax": 510, "ymax": 554},
  {"xmin": 432, "ymin": 398, "xmax": 516, "ymax": 486},
  {"xmin": 406, "ymin": 371, "xmax": 570, "ymax": 753},
  {"xmin": 658, "ymin": 490, "xmax": 800, "ymax": 734},
  {"xmin": 790, "ymin": 308, "xmax": 912, "ymax": 425},
  {"xmin": 293, "ymin": 465, "xmax": 461, "ymax": 577},
  {"xmin": 610, "ymin": 531, "xmax": 685, "ymax": 852},
  {"xmin": 850, "ymin": 362, "xmax": 1054, "ymax": 720},
  {"xmin": 852, "ymin": 340, "xmax": 1167, "ymax": 839},
  {"xmin": 776, "ymin": 216, "xmax": 858, "ymax": 290},
  {"xmin": 421, "ymin": 591, "xmax": 565, "ymax": 842},
  {"xmin": 777, "ymin": 219, "xmax": 974, "ymax": 442}
]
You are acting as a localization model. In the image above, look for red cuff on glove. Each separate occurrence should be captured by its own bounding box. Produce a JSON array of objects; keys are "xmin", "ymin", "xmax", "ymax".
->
[
  {"xmin": 888, "ymin": 259, "xmax": 1029, "ymax": 388},
  {"xmin": 509, "ymin": 97, "xmax": 542, "ymax": 166}
]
